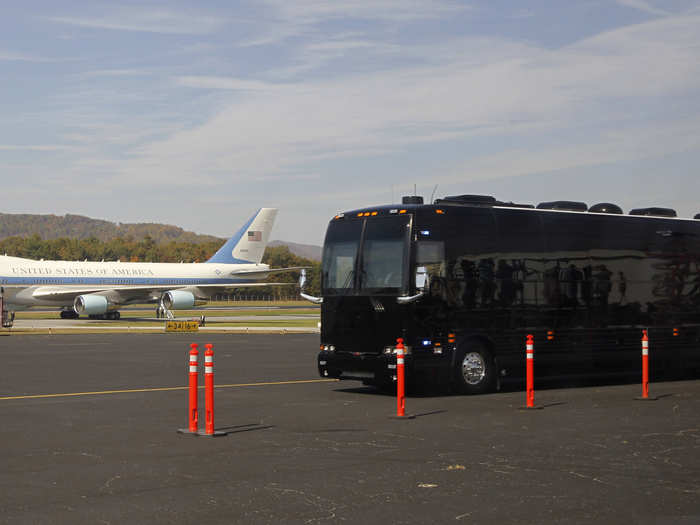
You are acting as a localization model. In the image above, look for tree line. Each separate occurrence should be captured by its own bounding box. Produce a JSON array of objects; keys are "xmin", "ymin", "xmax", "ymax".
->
[
  {"xmin": 0, "ymin": 213, "xmax": 222, "ymax": 244},
  {"xmin": 0, "ymin": 235, "xmax": 321, "ymax": 296}
]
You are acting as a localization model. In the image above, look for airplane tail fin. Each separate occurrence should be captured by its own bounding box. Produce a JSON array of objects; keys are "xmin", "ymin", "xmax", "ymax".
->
[{"xmin": 206, "ymin": 208, "xmax": 278, "ymax": 264}]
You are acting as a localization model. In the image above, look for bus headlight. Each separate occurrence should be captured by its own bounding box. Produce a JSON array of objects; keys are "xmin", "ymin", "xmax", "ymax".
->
[{"xmin": 322, "ymin": 345, "xmax": 335, "ymax": 352}]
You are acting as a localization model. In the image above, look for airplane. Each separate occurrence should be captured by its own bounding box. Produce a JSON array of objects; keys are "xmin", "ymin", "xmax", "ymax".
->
[{"xmin": 0, "ymin": 208, "xmax": 304, "ymax": 320}]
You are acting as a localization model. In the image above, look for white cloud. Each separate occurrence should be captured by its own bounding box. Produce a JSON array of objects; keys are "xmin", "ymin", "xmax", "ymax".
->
[
  {"xmin": 614, "ymin": 0, "xmax": 670, "ymax": 16},
  {"xmin": 444, "ymin": 117, "xmax": 700, "ymax": 185},
  {"xmin": 48, "ymin": 8, "xmax": 226, "ymax": 35},
  {"xmin": 175, "ymin": 76, "xmax": 279, "ymax": 91},
  {"xmin": 0, "ymin": 144, "xmax": 80, "ymax": 152},
  {"xmin": 78, "ymin": 69, "xmax": 153, "ymax": 78},
  {"xmin": 239, "ymin": 0, "xmax": 470, "ymax": 47},
  {"xmin": 0, "ymin": 50, "xmax": 56, "ymax": 62},
  {"xmin": 115, "ymin": 12, "xmax": 700, "ymax": 189}
]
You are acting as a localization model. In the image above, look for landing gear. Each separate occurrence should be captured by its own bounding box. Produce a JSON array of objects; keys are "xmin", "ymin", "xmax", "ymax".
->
[{"xmin": 60, "ymin": 309, "xmax": 79, "ymax": 319}]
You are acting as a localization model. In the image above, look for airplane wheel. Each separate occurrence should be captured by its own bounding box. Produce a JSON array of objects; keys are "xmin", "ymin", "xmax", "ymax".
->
[{"xmin": 114, "ymin": 311, "xmax": 120, "ymax": 320}]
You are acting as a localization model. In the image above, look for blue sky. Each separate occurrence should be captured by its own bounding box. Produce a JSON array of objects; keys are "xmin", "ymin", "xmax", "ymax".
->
[{"xmin": 1, "ymin": 0, "xmax": 699, "ymax": 244}]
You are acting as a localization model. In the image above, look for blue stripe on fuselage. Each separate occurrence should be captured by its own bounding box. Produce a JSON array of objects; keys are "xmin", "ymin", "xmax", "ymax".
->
[{"xmin": 0, "ymin": 277, "xmax": 254, "ymax": 286}]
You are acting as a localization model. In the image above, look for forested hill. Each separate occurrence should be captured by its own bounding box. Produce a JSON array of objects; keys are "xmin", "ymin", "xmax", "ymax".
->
[{"xmin": 0, "ymin": 213, "xmax": 222, "ymax": 244}]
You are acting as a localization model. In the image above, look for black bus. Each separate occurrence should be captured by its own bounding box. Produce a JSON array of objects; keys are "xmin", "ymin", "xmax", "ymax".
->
[{"xmin": 306, "ymin": 194, "xmax": 700, "ymax": 393}]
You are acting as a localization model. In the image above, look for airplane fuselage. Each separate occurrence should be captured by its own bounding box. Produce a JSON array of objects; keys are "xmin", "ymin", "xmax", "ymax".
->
[{"xmin": 0, "ymin": 255, "xmax": 268, "ymax": 307}]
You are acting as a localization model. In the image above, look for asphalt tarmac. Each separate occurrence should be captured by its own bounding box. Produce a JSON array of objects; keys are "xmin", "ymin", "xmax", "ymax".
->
[{"xmin": 1, "ymin": 334, "xmax": 700, "ymax": 524}]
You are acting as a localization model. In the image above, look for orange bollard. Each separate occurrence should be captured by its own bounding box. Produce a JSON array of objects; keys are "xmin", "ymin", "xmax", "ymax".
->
[
  {"xmin": 204, "ymin": 344, "xmax": 215, "ymax": 434},
  {"xmin": 641, "ymin": 330, "xmax": 649, "ymax": 399},
  {"xmin": 396, "ymin": 338, "xmax": 406, "ymax": 417},
  {"xmin": 519, "ymin": 334, "xmax": 542, "ymax": 410},
  {"xmin": 636, "ymin": 330, "xmax": 657, "ymax": 401},
  {"xmin": 526, "ymin": 334, "xmax": 535, "ymax": 408},
  {"xmin": 390, "ymin": 337, "xmax": 414, "ymax": 419},
  {"xmin": 197, "ymin": 344, "xmax": 228, "ymax": 436},
  {"xmin": 188, "ymin": 344, "xmax": 199, "ymax": 432},
  {"xmin": 177, "ymin": 343, "xmax": 199, "ymax": 435}
]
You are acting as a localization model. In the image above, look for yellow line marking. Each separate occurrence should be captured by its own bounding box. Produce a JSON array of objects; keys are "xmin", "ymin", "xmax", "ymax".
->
[{"xmin": 0, "ymin": 378, "xmax": 339, "ymax": 401}]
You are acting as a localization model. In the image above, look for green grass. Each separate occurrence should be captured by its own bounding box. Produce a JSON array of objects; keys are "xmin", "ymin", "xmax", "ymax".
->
[{"xmin": 89, "ymin": 319, "xmax": 319, "ymax": 328}]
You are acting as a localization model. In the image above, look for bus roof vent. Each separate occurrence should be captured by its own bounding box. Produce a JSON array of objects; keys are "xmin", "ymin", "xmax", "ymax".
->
[
  {"xmin": 589, "ymin": 202, "xmax": 623, "ymax": 214},
  {"xmin": 536, "ymin": 201, "xmax": 588, "ymax": 212},
  {"xmin": 496, "ymin": 201, "xmax": 535, "ymax": 209},
  {"xmin": 435, "ymin": 194, "xmax": 497, "ymax": 206},
  {"xmin": 629, "ymin": 207, "xmax": 677, "ymax": 217},
  {"xmin": 402, "ymin": 195, "xmax": 424, "ymax": 205}
]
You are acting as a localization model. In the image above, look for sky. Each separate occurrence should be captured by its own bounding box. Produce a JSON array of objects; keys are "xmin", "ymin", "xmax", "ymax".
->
[{"xmin": 1, "ymin": 0, "xmax": 699, "ymax": 245}]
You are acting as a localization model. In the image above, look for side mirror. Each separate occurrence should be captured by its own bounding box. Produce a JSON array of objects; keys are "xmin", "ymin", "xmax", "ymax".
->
[
  {"xmin": 299, "ymin": 268, "xmax": 323, "ymax": 304},
  {"xmin": 397, "ymin": 267, "xmax": 429, "ymax": 305}
]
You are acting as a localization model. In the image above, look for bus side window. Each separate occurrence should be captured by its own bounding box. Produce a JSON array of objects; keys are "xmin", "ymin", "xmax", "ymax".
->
[
  {"xmin": 495, "ymin": 210, "xmax": 544, "ymax": 308},
  {"xmin": 541, "ymin": 214, "xmax": 592, "ymax": 314},
  {"xmin": 416, "ymin": 240, "xmax": 444, "ymax": 265},
  {"xmin": 445, "ymin": 211, "xmax": 497, "ymax": 308},
  {"xmin": 416, "ymin": 240, "xmax": 446, "ymax": 298}
]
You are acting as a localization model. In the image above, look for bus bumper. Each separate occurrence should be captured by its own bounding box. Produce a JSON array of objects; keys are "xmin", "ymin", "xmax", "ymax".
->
[{"xmin": 317, "ymin": 350, "xmax": 450, "ymax": 386}]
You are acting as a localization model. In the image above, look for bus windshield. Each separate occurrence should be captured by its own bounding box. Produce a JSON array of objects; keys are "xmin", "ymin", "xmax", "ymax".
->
[{"xmin": 322, "ymin": 215, "xmax": 410, "ymax": 295}]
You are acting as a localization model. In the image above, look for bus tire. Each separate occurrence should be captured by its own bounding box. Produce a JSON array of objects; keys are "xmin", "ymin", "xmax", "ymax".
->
[{"xmin": 454, "ymin": 339, "xmax": 496, "ymax": 394}]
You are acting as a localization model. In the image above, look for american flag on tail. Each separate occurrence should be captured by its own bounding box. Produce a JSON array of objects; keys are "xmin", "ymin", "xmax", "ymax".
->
[{"xmin": 247, "ymin": 231, "xmax": 262, "ymax": 241}]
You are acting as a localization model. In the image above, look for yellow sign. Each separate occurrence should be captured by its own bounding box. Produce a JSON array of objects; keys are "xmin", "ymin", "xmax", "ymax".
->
[{"xmin": 165, "ymin": 320, "xmax": 200, "ymax": 332}]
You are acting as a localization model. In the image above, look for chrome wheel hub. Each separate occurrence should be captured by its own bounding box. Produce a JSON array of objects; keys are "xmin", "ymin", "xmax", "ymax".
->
[{"xmin": 462, "ymin": 352, "xmax": 486, "ymax": 385}]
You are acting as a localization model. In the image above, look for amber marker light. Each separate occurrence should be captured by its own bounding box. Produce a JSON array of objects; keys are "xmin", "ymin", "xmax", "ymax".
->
[
  {"xmin": 547, "ymin": 330, "xmax": 555, "ymax": 341},
  {"xmin": 399, "ymin": 209, "xmax": 407, "ymax": 214},
  {"xmin": 371, "ymin": 211, "xmax": 378, "ymax": 216},
  {"xmin": 435, "ymin": 209, "xmax": 445, "ymax": 214}
]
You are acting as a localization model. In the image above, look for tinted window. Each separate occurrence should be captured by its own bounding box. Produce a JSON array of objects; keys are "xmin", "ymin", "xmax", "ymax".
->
[
  {"xmin": 322, "ymin": 220, "xmax": 362, "ymax": 293},
  {"xmin": 359, "ymin": 216, "xmax": 410, "ymax": 293}
]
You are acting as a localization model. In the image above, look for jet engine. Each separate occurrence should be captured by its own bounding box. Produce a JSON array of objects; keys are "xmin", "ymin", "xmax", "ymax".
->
[
  {"xmin": 74, "ymin": 294, "xmax": 114, "ymax": 315},
  {"xmin": 162, "ymin": 290, "xmax": 206, "ymax": 310}
]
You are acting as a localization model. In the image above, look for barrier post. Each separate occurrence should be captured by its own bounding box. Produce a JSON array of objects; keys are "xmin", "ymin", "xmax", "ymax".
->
[
  {"xmin": 177, "ymin": 343, "xmax": 199, "ymax": 435},
  {"xmin": 519, "ymin": 334, "xmax": 543, "ymax": 410},
  {"xmin": 396, "ymin": 338, "xmax": 406, "ymax": 417},
  {"xmin": 526, "ymin": 334, "xmax": 535, "ymax": 408},
  {"xmin": 197, "ymin": 344, "xmax": 228, "ymax": 436},
  {"xmin": 641, "ymin": 330, "xmax": 649, "ymax": 399},
  {"xmin": 389, "ymin": 337, "xmax": 414, "ymax": 419},
  {"xmin": 635, "ymin": 329, "xmax": 657, "ymax": 401}
]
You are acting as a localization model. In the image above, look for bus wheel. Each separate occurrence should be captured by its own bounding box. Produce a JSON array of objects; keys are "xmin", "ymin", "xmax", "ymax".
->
[{"xmin": 454, "ymin": 340, "xmax": 496, "ymax": 394}]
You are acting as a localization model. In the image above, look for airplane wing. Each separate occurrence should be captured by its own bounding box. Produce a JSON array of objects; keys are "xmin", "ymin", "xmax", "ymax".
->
[{"xmin": 228, "ymin": 266, "xmax": 310, "ymax": 279}]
